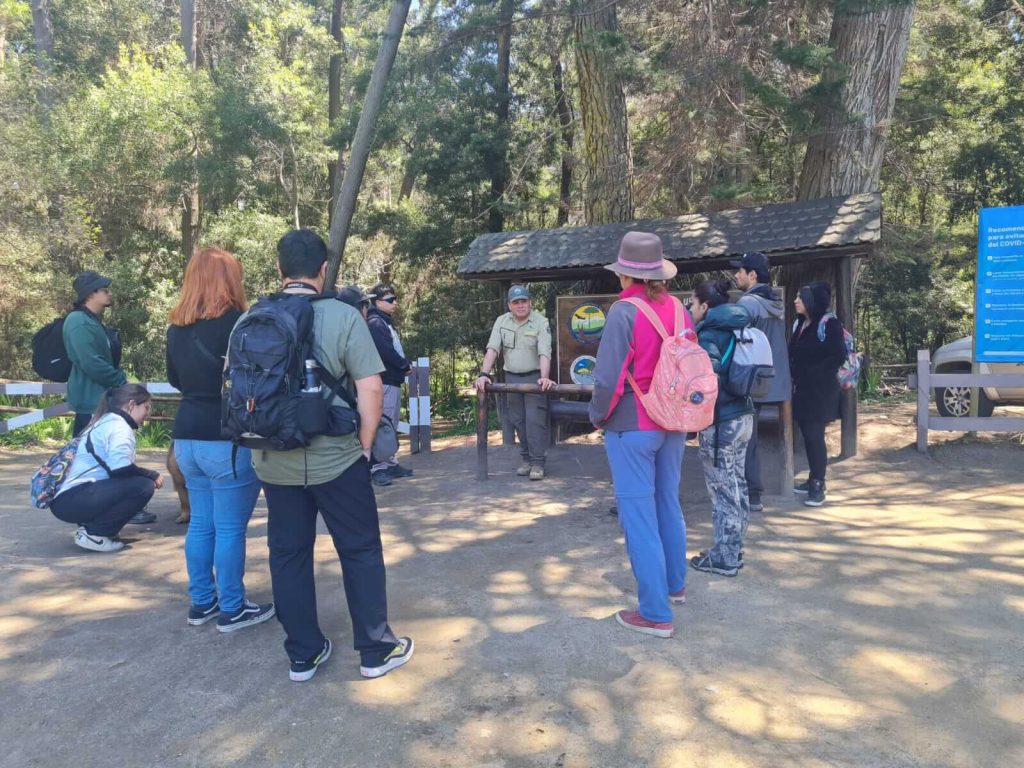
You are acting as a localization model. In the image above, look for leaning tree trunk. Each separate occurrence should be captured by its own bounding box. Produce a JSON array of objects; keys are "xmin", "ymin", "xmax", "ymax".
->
[
  {"xmin": 327, "ymin": 0, "xmax": 347, "ymax": 225},
  {"xmin": 325, "ymin": 0, "xmax": 412, "ymax": 289},
  {"xmin": 573, "ymin": 0, "xmax": 634, "ymax": 226}
]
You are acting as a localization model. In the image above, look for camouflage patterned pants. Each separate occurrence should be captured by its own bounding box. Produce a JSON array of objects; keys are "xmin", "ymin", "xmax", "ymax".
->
[{"xmin": 698, "ymin": 414, "xmax": 754, "ymax": 568}]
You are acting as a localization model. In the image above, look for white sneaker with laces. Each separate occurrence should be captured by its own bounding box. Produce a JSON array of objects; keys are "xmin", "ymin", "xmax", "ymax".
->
[{"xmin": 74, "ymin": 529, "xmax": 125, "ymax": 553}]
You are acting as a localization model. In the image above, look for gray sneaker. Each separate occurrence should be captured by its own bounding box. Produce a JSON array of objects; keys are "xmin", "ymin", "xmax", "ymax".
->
[{"xmin": 128, "ymin": 509, "xmax": 157, "ymax": 525}]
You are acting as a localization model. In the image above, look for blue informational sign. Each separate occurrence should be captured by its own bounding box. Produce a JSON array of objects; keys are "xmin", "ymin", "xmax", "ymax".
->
[{"xmin": 976, "ymin": 205, "xmax": 1024, "ymax": 362}]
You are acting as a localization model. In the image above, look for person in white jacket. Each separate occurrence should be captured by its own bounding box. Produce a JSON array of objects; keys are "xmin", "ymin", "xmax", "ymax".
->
[{"xmin": 50, "ymin": 383, "xmax": 164, "ymax": 553}]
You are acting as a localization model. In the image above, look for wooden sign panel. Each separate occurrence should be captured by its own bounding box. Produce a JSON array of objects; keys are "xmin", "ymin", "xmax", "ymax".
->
[{"xmin": 555, "ymin": 293, "xmax": 690, "ymax": 384}]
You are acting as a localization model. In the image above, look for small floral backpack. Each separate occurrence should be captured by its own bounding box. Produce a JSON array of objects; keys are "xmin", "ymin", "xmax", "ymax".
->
[{"xmin": 30, "ymin": 436, "xmax": 82, "ymax": 509}]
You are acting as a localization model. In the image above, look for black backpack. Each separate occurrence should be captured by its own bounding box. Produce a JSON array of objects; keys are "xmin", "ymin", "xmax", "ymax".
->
[
  {"xmin": 31, "ymin": 311, "xmax": 122, "ymax": 383},
  {"xmin": 222, "ymin": 292, "xmax": 359, "ymax": 451}
]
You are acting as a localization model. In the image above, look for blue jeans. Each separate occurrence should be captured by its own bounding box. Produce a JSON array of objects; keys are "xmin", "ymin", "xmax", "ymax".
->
[
  {"xmin": 175, "ymin": 440, "xmax": 260, "ymax": 614},
  {"xmin": 604, "ymin": 430, "xmax": 687, "ymax": 623}
]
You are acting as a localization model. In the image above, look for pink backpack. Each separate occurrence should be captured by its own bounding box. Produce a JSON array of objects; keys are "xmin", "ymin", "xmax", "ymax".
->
[{"xmin": 621, "ymin": 297, "xmax": 718, "ymax": 432}]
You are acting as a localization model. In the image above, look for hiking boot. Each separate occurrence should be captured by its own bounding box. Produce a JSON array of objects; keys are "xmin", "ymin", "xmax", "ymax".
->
[
  {"xmin": 804, "ymin": 479, "xmax": 826, "ymax": 507},
  {"xmin": 187, "ymin": 598, "xmax": 220, "ymax": 626},
  {"xmin": 529, "ymin": 465, "xmax": 545, "ymax": 481},
  {"xmin": 360, "ymin": 636, "xmax": 415, "ymax": 679},
  {"xmin": 74, "ymin": 529, "xmax": 125, "ymax": 553},
  {"xmin": 290, "ymin": 639, "xmax": 332, "ymax": 682},
  {"xmin": 216, "ymin": 600, "xmax": 275, "ymax": 633},
  {"xmin": 690, "ymin": 552, "xmax": 738, "ymax": 577},
  {"xmin": 749, "ymin": 494, "xmax": 764, "ymax": 513},
  {"xmin": 387, "ymin": 464, "xmax": 414, "ymax": 479},
  {"xmin": 669, "ymin": 587, "xmax": 687, "ymax": 605},
  {"xmin": 516, "ymin": 462, "xmax": 532, "ymax": 477},
  {"xmin": 371, "ymin": 471, "xmax": 392, "ymax": 487},
  {"xmin": 128, "ymin": 508, "xmax": 157, "ymax": 525},
  {"xmin": 794, "ymin": 479, "xmax": 811, "ymax": 494},
  {"xmin": 614, "ymin": 610, "xmax": 673, "ymax": 638}
]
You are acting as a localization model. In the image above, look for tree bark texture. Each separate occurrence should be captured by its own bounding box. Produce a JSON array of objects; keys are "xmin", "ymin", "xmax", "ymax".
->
[
  {"xmin": 552, "ymin": 52, "xmax": 574, "ymax": 226},
  {"xmin": 325, "ymin": 0, "xmax": 412, "ymax": 289},
  {"xmin": 797, "ymin": 1, "xmax": 916, "ymax": 200},
  {"xmin": 31, "ymin": 0, "xmax": 54, "ymax": 109},
  {"xmin": 573, "ymin": 0, "xmax": 633, "ymax": 225},
  {"xmin": 180, "ymin": 0, "xmax": 197, "ymax": 68},
  {"xmin": 487, "ymin": 0, "xmax": 514, "ymax": 233},
  {"xmin": 180, "ymin": 0, "xmax": 200, "ymax": 259}
]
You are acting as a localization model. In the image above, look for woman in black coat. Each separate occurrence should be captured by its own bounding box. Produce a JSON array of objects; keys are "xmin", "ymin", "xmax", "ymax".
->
[{"xmin": 789, "ymin": 281, "xmax": 847, "ymax": 507}]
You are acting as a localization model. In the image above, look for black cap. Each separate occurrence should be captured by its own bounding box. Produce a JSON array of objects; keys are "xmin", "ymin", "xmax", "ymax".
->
[
  {"xmin": 73, "ymin": 270, "xmax": 112, "ymax": 303},
  {"xmin": 336, "ymin": 284, "xmax": 372, "ymax": 309},
  {"xmin": 728, "ymin": 251, "xmax": 770, "ymax": 281}
]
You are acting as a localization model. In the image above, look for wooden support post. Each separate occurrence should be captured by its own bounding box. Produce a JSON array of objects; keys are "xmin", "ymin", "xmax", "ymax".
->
[
  {"xmin": 836, "ymin": 255, "xmax": 857, "ymax": 459},
  {"xmin": 476, "ymin": 387, "xmax": 490, "ymax": 480},
  {"xmin": 780, "ymin": 399, "xmax": 794, "ymax": 494},
  {"xmin": 917, "ymin": 349, "xmax": 930, "ymax": 453}
]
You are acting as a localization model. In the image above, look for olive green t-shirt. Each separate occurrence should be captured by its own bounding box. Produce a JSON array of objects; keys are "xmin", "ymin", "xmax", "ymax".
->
[
  {"xmin": 485, "ymin": 310, "xmax": 552, "ymax": 374},
  {"xmin": 245, "ymin": 296, "xmax": 384, "ymax": 486}
]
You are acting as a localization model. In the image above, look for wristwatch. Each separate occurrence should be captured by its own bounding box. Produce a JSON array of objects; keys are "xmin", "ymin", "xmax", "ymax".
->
[{"xmin": 478, "ymin": 371, "xmax": 492, "ymax": 379}]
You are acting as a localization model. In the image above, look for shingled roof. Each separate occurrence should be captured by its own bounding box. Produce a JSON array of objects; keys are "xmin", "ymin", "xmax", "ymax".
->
[{"xmin": 458, "ymin": 192, "xmax": 881, "ymax": 280}]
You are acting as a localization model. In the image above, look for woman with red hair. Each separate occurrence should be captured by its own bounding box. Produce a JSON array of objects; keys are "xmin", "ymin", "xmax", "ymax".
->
[{"xmin": 167, "ymin": 248, "xmax": 275, "ymax": 634}]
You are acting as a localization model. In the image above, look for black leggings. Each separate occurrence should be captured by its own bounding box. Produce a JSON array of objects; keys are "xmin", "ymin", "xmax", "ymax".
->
[
  {"xmin": 51, "ymin": 476, "xmax": 156, "ymax": 537},
  {"xmin": 797, "ymin": 419, "xmax": 828, "ymax": 482}
]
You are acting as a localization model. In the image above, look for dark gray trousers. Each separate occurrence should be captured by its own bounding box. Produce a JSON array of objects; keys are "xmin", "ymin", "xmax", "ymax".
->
[
  {"xmin": 744, "ymin": 403, "xmax": 763, "ymax": 500},
  {"xmin": 504, "ymin": 371, "xmax": 549, "ymax": 466}
]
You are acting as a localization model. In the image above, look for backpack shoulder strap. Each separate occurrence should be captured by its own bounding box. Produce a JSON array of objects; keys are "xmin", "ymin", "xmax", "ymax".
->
[{"xmin": 620, "ymin": 297, "xmax": 670, "ymax": 340}]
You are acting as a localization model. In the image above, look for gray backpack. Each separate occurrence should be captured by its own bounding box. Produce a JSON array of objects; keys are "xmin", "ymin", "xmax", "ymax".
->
[{"xmin": 723, "ymin": 326, "xmax": 775, "ymax": 400}]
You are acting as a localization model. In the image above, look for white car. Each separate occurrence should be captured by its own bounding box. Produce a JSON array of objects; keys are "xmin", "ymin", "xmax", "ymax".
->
[{"xmin": 931, "ymin": 336, "xmax": 1024, "ymax": 417}]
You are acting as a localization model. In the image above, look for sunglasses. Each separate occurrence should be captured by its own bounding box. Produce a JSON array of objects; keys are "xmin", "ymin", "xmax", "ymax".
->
[{"xmin": 379, "ymin": 296, "xmax": 397, "ymax": 304}]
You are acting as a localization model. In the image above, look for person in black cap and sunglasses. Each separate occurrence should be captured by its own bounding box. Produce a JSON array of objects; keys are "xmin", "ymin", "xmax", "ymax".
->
[
  {"xmin": 366, "ymin": 283, "xmax": 413, "ymax": 486},
  {"xmin": 730, "ymin": 252, "xmax": 791, "ymax": 513}
]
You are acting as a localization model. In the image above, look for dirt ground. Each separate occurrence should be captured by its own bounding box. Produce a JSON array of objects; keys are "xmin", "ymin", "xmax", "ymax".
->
[{"xmin": 0, "ymin": 401, "xmax": 1022, "ymax": 768}]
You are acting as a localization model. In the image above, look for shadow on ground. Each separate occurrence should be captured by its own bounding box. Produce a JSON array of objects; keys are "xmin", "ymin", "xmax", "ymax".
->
[{"xmin": 0, "ymin": 416, "xmax": 1022, "ymax": 767}]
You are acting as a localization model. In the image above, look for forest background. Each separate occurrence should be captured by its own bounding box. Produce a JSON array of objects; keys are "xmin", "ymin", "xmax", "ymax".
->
[{"xmin": 2, "ymin": 0, "xmax": 1022, "ymax": 415}]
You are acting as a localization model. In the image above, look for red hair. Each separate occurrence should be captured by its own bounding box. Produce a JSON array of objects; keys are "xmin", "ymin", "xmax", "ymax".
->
[{"xmin": 168, "ymin": 247, "xmax": 248, "ymax": 326}]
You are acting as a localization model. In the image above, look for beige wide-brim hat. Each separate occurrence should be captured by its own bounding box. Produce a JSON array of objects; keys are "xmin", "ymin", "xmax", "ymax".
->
[{"xmin": 603, "ymin": 231, "xmax": 678, "ymax": 281}]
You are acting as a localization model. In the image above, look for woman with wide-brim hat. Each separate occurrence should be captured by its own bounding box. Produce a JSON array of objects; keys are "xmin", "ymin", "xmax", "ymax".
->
[{"xmin": 589, "ymin": 231, "xmax": 695, "ymax": 638}]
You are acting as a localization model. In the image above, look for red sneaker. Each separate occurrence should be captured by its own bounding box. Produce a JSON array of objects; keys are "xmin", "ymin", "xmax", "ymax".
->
[
  {"xmin": 669, "ymin": 587, "xmax": 686, "ymax": 605},
  {"xmin": 615, "ymin": 609, "xmax": 673, "ymax": 638}
]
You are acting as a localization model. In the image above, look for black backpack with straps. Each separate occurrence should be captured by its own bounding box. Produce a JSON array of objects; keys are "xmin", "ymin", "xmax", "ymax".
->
[{"xmin": 221, "ymin": 292, "xmax": 359, "ymax": 451}]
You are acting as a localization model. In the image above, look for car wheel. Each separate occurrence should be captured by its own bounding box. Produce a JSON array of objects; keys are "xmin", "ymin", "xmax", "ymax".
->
[{"xmin": 934, "ymin": 377, "xmax": 995, "ymax": 418}]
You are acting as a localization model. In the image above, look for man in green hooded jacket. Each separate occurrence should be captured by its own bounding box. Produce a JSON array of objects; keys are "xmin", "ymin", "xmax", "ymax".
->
[{"xmin": 63, "ymin": 270, "xmax": 127, "ymax": 436}]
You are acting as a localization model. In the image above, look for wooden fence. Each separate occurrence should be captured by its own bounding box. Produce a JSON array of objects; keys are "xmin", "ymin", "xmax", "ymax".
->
[
  {"xmin": 1, "ymin": 359, "xmax": 432, "ymax": 453},
  {"xmin": 913, "ymin": 349, "xmax": 1024, "ymax": 452}
]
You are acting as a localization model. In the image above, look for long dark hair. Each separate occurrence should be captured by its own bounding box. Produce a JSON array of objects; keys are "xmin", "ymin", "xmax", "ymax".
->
[
  {"xmin": 88, "ymin": 383, "xmax": 151, "ymax": 428},
  {"xmin": 693, "ymin": 278, "xmax": 731, "ymax": 309}
]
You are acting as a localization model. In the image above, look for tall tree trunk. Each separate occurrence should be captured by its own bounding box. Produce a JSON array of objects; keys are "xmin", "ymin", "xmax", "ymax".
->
[
  {"xmin": 552, "ymin": 52, "xmax": 574, "ymax": 226},
  {"xmin": 30, "ymin": 0, "xmax": 54, "ymax": 110},
  {"xmin": 180, "ymin": 0, "xmax": 201, "ymax": 260},
  {"xmin": 327, "ymin": 0, "xmax": 347, "ymax": 226},
  {"xmin": 797, "ymin": 1, "xmax": 916, "ymax": 200},
  {"xmin": 487, "ymin": 0, "xmax": 514, "ymax": 233},
  {"xmin": 325, "ymin": 0, "xmax": 413, "ymax": 289},
  {"xmin": 572, "ymin": 0, "xmax": 633, "ymax": 225}
]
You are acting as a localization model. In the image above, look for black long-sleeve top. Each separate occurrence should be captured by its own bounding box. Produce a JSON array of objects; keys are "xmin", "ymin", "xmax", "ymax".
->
[{"xmin": 166, "ymin": 310, "xmax": 242, "ymax": 441}]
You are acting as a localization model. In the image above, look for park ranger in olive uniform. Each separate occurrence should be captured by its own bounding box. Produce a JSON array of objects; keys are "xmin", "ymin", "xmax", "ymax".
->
[{"xmin": 474, "ymin": 285, "xmax": 555, "ymax": 480}]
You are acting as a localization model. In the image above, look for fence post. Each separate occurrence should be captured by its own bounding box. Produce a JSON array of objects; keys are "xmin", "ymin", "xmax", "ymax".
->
[
  {"xmin": 476, "ymin": 386, "xmax": 489, "ymax": 480},
  {"xmin": 417, "ymin": 356, "xmax": 431, "ymax": 453},
  {"xmin": 917, "ymin": 349, "xmax": 930, "ymax": 453}
]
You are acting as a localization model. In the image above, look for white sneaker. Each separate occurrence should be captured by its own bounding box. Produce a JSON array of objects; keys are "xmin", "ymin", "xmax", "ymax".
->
[{"xmin": 74, "ymin": 529, "xmax": 125, "ymax": 553}]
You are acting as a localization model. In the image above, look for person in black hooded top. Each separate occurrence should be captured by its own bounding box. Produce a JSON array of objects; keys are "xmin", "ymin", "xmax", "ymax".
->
[{"xmin": 789, "ymin": 281, "xmax": 847, "ymax": 507}]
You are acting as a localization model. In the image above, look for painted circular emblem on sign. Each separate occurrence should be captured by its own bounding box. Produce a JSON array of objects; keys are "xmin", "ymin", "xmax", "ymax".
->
[
  {"xmin": 570, "ymin": 355, "xmax": 598, "ymax": 385},
  {"xmin": 569, "ymin": 303, "xmax": 606, "ymax": 344}
]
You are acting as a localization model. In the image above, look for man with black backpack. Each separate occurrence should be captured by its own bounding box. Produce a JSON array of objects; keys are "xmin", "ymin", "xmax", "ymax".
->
[
  {"xmin": 60, "ymin": 271, "xmax": 127, "ymax": 437},
  {"xmin": 228, "ymin": 229, "xmax": 413, "ymax": 681}
]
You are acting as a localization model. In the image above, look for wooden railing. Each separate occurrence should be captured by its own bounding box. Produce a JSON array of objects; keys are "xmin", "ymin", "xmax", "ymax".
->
[{"xmin": 913, "ymin": 349, "xmax": 1024, "ymax": 452}]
